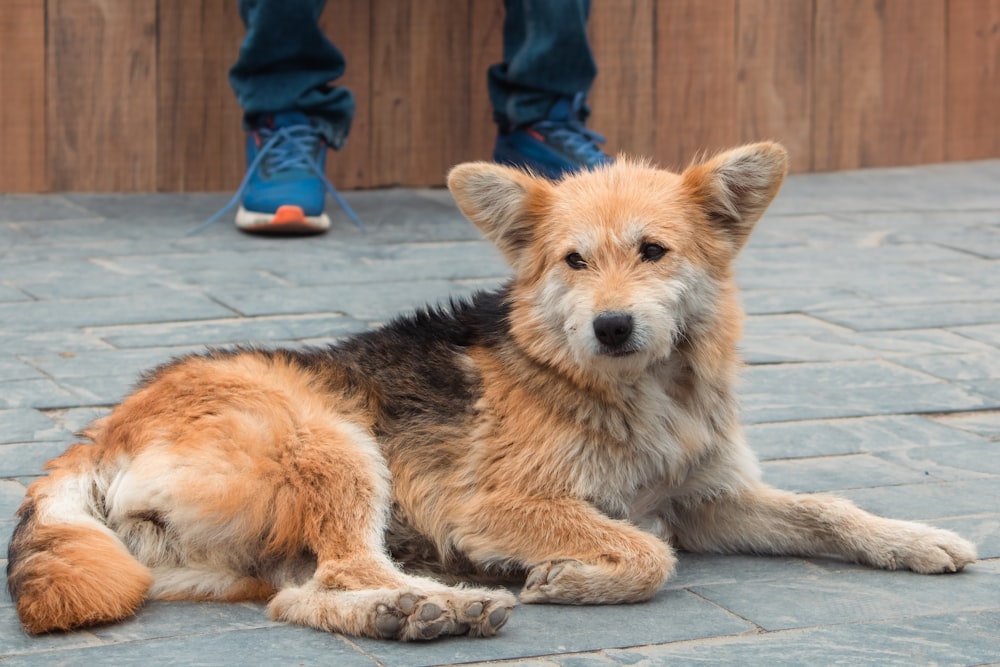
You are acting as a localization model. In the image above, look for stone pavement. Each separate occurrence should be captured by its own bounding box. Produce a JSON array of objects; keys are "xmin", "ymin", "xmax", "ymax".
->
[{"xmin": 1, "ymin": 159, "xmax": 999, "ymax": 666}]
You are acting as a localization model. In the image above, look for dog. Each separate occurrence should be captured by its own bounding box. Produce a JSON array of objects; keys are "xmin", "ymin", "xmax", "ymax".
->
[{"xmin": 7, "ymin": 143, "xmax": 977, "ymax": 641}]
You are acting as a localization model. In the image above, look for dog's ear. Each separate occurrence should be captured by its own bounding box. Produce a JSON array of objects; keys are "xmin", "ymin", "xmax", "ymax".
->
[
  {"xmin": 447, "ymin": 163, "xmax": 550, "ymax": 267},
  {"xmin": 682, "ymin": 142, "xmax": 788, "ymax": 253}
]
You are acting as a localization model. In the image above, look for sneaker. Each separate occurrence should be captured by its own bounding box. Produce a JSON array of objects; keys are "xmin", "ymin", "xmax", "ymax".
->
[
  {"xmin": 493, "ymin": 93, "xmax": 613, "ymax": 179},
  {"xmin": 236, "ymin": 111, "xmax": 334, "ymax": 234},
  {"xmin": 194, "ymin": 112, "xmax": 363, "ymax": 237}
]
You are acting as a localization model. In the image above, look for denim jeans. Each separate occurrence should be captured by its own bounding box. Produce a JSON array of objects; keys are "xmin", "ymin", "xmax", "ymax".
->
[{"xmin": 230, "ymin": 0, "xmax": 596, "ymax": 146}]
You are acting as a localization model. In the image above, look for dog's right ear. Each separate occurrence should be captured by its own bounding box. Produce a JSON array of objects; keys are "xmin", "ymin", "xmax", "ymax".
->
[{"xmin": 447, "ymin": 163, "xmax": 549, "ymax": 267}]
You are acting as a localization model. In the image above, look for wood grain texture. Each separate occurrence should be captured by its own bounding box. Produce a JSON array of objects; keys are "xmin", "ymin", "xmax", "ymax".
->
[
  {"xmin": 8, "ymin": 0, "xmax": 1000, "ymax": 192},
  {"xmin": 157, "ymin": 0, "xmax": 244, "ymax": 192},
  {"xmin": 47, "ymin": 0, "xmax": 158, "ymax": 191},
  {"xmin": 589, "ymin": 0, "xmax": 656, "ymax": 162},
  {"xmin": 468, "ymin": 0, "xmax": 505, "ymax": 164},
  {"xmin": 655, "ymin": 0, "xmax": 738, "ymax": 170},
  {"xmin": 879, "ymin": 0, "xmax": 945, "ymax": 167},
  {"xmin": 408, "ymin": 0, "xmax": 471, "ymax": 187},
  {"xmin": 946, "ymin": 0, "xmax": 1000, "ymax": 161},
  {"xmin": 736, "ymin": 0, "xmax": 813, "ymax": 173},
  {"xmin": 321, "ymin": 0, "xmax": 372, "ymax": 189},
  {"xmin": 370, "ymin": 0, "xmax": 412, "ymax": 187},
  {"xmin": 0, "ymin": 0, "xmax": 46, "ymax": 192},
  {"xmin": 812, "ymin": 0, "xmax": 884, "ymax": 171}
]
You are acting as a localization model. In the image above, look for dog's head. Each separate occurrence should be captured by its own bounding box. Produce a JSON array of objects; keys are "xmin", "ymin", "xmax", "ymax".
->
[{"xmin": 448, "ymin": 143, "xmax": 788, "ymax": 379}]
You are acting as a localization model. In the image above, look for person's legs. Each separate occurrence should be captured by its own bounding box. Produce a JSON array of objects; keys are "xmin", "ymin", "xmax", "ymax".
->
[
  {"xmin": 231, "ymin": 0, "xmax": 353, "ymax": 148},
  {"xmin": 220, "ymin": 0, "xmax": 359, "ymax": 235},
  {"xmin": 489, "ymin": 0, "xmax": 611, "ymax": 178}
]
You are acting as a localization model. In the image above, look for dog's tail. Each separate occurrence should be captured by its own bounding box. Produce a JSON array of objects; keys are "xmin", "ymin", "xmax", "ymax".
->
[{"xmin": 7, "ymin": 441, "xmax": 152, "ymax": 634}]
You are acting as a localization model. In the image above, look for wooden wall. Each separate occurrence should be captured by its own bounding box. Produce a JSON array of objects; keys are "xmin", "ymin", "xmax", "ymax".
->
[{"xmin": 2, "ymin": 0, "xmax": 999, "ymax": 193}]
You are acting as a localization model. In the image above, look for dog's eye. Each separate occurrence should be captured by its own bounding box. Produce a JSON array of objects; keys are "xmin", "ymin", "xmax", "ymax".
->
[
  {"xmin": 565, "ymin": 252, "xmax": 587, "ymax": 270},
  {"xmin": 640, "ymin": 242, "xmax": 668, "ymax": 262}
]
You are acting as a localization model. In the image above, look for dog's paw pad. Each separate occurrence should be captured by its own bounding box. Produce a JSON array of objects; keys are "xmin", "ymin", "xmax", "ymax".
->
[
  {"xmin": 456, "ymin": 591, "xmax": 516, "ymax": 637},
  {"xmin": 373, "ymin": 593, "xmax": 455, "ymax": 640}
]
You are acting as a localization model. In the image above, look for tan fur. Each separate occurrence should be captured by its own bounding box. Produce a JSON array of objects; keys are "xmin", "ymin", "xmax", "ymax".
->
[{"xmin": 7, "ymin": 143, "xmax": 976, "ymax": 641}]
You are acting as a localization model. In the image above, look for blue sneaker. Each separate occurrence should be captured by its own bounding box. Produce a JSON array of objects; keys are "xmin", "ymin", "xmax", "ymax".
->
[
  {"xmin": 493, "ymin": 93, "xmax": 613, "ymax": 179},
  {"xmin": 234, "ymin": 112, "xmax": 329, "ymax": 234},
  {"xmin": 188, "ymin": 111, "xmax": 362, "ymax": 237}
]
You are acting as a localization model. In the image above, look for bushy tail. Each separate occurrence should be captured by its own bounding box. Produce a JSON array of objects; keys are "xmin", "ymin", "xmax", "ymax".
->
[{"xmin": 6, "ymin": 444, "xmax": 152, "ymax": 634}]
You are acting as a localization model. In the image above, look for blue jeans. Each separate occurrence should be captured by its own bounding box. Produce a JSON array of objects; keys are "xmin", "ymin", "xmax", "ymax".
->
[{"xmin": 230, "ymin": 0, "xmax": 596, "ymax": 147}]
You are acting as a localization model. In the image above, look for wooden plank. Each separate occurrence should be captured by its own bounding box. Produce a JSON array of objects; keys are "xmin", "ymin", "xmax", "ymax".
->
[
  {"xmin": 654, "ymin": 0, "xmax": 738, "ymax": 170},
  {"xmin": 408, "ymin": 0, "xmax": 471, "ymax": 187},
  {"xmin": 47, "ymin": 0, "xmax": 158, "ymax": 191},
  {"xmin": 811, "ymin": 0, "xmax": 884, "ymax": 171},
  {"xmin": 157, "ymin": 0, "xmax": 244, "ymax": 192},
  {"xmin": 370, "ymin": 0, "xmax": 412, "ymax": 187},
  {"xmin": 946, "ymin": 0, "xmax": 1000, "ymax": 161},
  {"xmin": 735, "ymin": 0, "xmax": 813, "ymax": 173},
  {"xmin": 879, "ymin": 0, "xmax": 945, "ymax": 167},
  {"xmin": 321, "ymin": 1, "xmax": 372, "ymax": 190},
  {"xmin": 468, "ymin": 0, "xmax": 505, "ymax": 164},
  {"xmin": 589, "ymin": 0, "xmax": 656, "ymax": 161},
  {"xmin": 0, "ymin": 0, "xmax": 46, "ymax": 192}
]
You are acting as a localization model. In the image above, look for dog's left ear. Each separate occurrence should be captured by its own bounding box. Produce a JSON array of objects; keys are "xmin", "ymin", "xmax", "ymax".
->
[
  {"xmin": 447, "ymin": 162, "xmax": 550, "ymax": 268},
  {"xmin": 682, "ymin": 142, "xmax": 788, "ymax": 253}
]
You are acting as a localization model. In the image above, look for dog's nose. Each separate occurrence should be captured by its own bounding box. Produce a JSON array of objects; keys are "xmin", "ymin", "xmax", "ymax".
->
[{"xmin": 593, "ymin": 312, "xmax": 634, "ymax": 349}]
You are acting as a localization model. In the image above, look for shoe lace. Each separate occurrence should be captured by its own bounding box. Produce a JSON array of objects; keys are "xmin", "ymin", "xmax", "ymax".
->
[
  {"xmin": 533, "ymin": 93, "xmax": 611, "ymax": 166},
  {"xmin": 189, "ymin": 124, "xmax": 364, "ymax": 236}
]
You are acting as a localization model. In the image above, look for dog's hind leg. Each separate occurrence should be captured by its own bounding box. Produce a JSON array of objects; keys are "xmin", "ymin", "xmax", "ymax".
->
[
  {"xmin": 457, "ymin": 498, "xmax": 676, "ymax": 605},
  {"xmin": 671, "ymin": 483, "xmax": 977, "ymax": 573},
  {"xmin": 264, "ymin": 420, "xmax": 515, "ymax": 640}
]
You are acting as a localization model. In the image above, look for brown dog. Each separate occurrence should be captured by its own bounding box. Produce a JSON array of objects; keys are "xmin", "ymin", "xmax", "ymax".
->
[{"xmin": 7, "ymin": 143, "xmax": 977, "ymax": 640}]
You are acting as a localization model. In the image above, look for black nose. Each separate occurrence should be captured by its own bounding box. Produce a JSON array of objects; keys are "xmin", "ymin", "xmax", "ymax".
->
[{"xmin": 593, "ymin": 312, "xmax": 634, "ymax": 349}]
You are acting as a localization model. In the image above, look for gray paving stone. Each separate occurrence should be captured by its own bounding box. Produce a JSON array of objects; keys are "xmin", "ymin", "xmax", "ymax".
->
[
  {"xmin": 0, "ymin": 379, "xmax": 84, "ymax": 410},
  {"xmin": 90, "ymin": 314, "xmax": 367, "ymax": 348},
  {"xmin": 689, "ymin": 560, "xmax": 999, "ymax": 632},
  {"xmin": 745, "ymin": 414, "xmax": 990, "ymax": 461},
  {"xmin": 43, "ymin": 407, "xmax": 111, "ymax": 435},
  {"xmin": 0, "ymin": 284, "xmax": 30, "ymax": 302},
  {"xmin": 0, "ymin": 292, "xmax": 235, "ymax": 332},
  {"xmin": 0, "ymin": 624, "xmax": 374, "ymax": 665},
  {"xmin": 874, "ymin": 440, "xmax": 1000, "ymax": 477},
  {"xmin": 961, "ymin": 378, "xmax": 1000, "ymax": 401},
  {"xmin": 0, "ymin": 479, "xmax": 27, "ymax": 517},
  {"xmin": 892, "ymin": 352, "xmax": 1000, "ymax": 382},
  {"xmin": 664, "ymin": 553, "xmax": 820, "ymax": 590},
  {"xmin": 740, "ymin": 288, "xmax": 874, "ymax": 316},
  {"xmin": 932, "ymin": 515, "xmax": 1000, "ymax": 559},
  {"xmin": 88, "ymin": 600, "xmax": 278, "ymax": 643},
  {"xmin": 209, "ymin": 279, "xmax": 484, "ymax": 322},
  {"xmin": 602, "ymin": 611, "xmax": 1000, "ymax": 667},
  {"xmin": 0, "ymin": 442, "xmax": 74, "ymax": 477},
  {"xmin": 759, "ymin": 453, "xmax": 945, "ymax": 493},
  {"xmin": 0, "ymin": 330, "xmax": 113, "ymax": 358},
  {"xmin": 840, "ymin": 478, "xmax": 1000, "ymax": 521},
  {"xmin": 814, "ymin": 301, "xmax": 1000, "ymax": 331},
  {"xmin": 0, "ymin": 359, "xmax": 46, "ymax": 383},
  {"xmin": 953, "ymin": 322, "xmax": 1000, "ymax": 347},
  {"xmin": 0, "ymin": 409, "xmax": 68, "ymax": 444},
  {"xmin": 0, "ymin": 195, "xmax": 95, "ymax": 223},
  {"xmin": 930, "ymin": 410, "xmax": 1000, "ymax": 439},
  {"xmin": 52, "ymin": 375, "xmax": 139, "ymax": 405},
  {"xmin": 350, "ymin": 589, "xmax": 752, "ymax": 667},
  {"xmin": 24, "ymin": 346, "xmax": 201, "ymax": 379}
]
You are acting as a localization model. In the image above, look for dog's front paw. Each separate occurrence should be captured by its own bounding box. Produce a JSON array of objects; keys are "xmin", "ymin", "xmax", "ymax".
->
[
  {"xmin": 865, "ymin": 525, "xmax": 977, "ymax": 574},
  {"xmin": 901, "ymin": 529, "xmax": 977, "ymax": 573}
]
